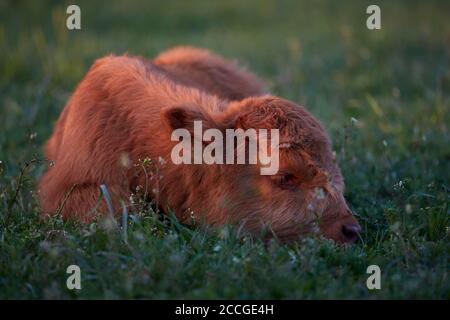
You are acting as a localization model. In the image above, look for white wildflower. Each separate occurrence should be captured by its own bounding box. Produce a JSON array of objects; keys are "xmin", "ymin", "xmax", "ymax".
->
[
  {"xmin": 119, "ymin": 152, "xmax": 131, "ymax": 168},
  {"xmin": 405, "ymin": 204, "xmax": 412, "ymax": 214},
  {"xmin": 158, "ymin": 156, "xmax": 167, "ymax": 165},
  {"xmin": 314, "ymin": 187, "xmax": 326, "ymax": 200}
]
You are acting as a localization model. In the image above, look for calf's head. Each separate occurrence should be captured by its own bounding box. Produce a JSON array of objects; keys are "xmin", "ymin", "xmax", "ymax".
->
[{"xmin": 161, "ymin": 96, "xmax": 360, "ymax": 244}]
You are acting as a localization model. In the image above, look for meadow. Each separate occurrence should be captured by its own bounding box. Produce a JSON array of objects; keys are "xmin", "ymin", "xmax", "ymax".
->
[{"xmin": 0, "ymin": 0, "xmax": 449, "ymax": 299}]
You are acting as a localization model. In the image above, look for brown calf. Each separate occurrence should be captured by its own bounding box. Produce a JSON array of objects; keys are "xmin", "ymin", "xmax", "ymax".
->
[{"xmin": 39, "ymin": 47, "xmax": 360, "ymax": 243}]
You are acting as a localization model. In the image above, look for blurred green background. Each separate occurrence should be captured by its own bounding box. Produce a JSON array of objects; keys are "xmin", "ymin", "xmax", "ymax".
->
[{"xmin": 0, "ymin": 0, "xmax": 449, "ymax": 299}]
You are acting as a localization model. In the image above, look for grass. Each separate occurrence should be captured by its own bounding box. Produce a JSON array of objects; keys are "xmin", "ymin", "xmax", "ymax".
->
[{"xmin": 0, "ymin": 0, "xmax": 449, "ymax": 299}]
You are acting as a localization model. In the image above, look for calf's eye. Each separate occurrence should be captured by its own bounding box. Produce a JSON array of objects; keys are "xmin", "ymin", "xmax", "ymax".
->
[{"xmin": 271, "ymin": 173, "xmax": 297, "ymax": 190}]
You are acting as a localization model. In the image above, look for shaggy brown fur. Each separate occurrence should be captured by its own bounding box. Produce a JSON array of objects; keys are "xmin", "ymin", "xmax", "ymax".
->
[{"xmin": 39, "ymin": 46, "xmax": 360, "ymax": 243}]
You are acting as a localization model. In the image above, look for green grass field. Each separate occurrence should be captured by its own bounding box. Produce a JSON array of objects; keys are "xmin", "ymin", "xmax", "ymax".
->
[{"xmin": 0, "ymin": 0, "xmax": 449, "ymax": 299}]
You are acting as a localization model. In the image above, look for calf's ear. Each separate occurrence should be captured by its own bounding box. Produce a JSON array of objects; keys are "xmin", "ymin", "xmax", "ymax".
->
[{"xmin": 161, "ymin": 106, "xmax": 210, "ymax": 132}]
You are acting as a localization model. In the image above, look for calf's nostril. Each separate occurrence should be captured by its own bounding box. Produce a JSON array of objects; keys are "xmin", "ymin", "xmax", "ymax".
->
[{"xmin": 341, "ymin": 224, "xmax": 361, "ymax": 243}]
